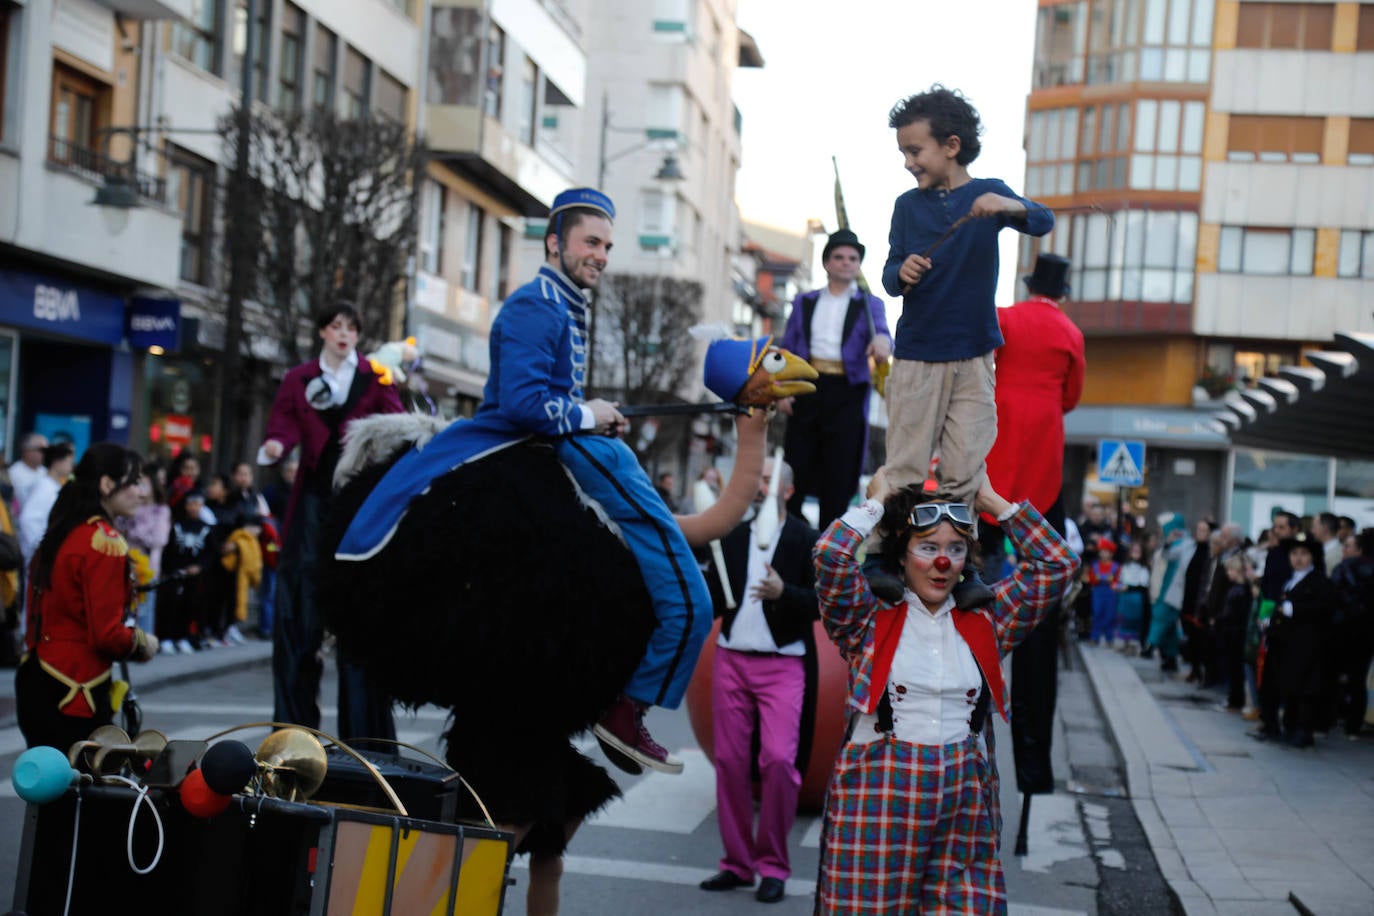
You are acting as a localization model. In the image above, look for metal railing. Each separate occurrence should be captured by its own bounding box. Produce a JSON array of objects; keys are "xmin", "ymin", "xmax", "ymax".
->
[{"xmin": 47, "ymin": 135, "xmax": 169, "ymax": 205}]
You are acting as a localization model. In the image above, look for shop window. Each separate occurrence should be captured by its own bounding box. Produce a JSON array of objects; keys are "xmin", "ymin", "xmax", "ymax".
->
[
  {"xmin": 1349, "ymin": 119, "xmax": 1374, "ymax": 167},
  {"xmin": 173, "ymin": 0, "xmax": 220, "ymax": 73},
  {"xmin": 343, "ymin": 46, "xmax": 370, "ymax": 119},
  {"xmin": 312, "ymin": 24, "xmax": 336, "ymax": 111},
  {"xmin": 48, "ymin": 63, "xmax": 110, "ymax": 171},
  {"xmin": 278, "ymin": 2, "xmax": 304, "ymax": 113},
  {"xmin": 1217, "ymin": 226, "xmax": 1316, "ymax": 275},
  {"xmin": 167, "ymin": 146, "xmax": 215, "ymax": 285},
  {"xmin": 1235, "ymin": 2, "xmax": 1334, "ymax": 50},
  {"xmin": 1337, "ymin": 230, "xmax": 1374, "ymax": 279},
  {"xmin": 376, "ymin": 69, "xmax": 406, "ymax": 123},
  {"xmin": 1226, "ymin": 115, "xmax": 1324, "ymax": 163}
]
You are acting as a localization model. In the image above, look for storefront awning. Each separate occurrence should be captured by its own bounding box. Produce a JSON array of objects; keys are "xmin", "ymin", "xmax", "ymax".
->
[{"xmin": 1215, "ymin": 331, "xmax": 1374, "ymax": 461}]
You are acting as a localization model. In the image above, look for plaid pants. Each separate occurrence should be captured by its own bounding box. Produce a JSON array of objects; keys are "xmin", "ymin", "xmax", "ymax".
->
[{"xmin": 816, "ymin": 732, "xmax": 1005, "ymax": 915}]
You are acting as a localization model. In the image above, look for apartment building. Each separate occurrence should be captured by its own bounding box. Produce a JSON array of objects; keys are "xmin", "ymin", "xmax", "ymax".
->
[{"xmin": 1021, "ymin": 0, "xmax": 1374, "ymax": 530}]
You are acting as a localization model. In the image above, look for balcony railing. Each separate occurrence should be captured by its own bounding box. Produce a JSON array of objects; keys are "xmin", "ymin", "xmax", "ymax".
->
[{"xmin": 47, "ymin": 135, "xmax": 169, "ymax": 205}]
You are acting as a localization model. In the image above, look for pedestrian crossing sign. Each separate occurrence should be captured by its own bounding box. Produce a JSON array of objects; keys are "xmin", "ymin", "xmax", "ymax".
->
[{"xmin": 1098, "ymin": 439, "xmax": 1145, "ymax": 486}]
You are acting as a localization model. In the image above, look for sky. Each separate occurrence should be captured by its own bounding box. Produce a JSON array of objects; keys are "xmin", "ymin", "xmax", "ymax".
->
[{"xmin": 731, "ymin": 0, "xmax": 1039, "ymax": 319}]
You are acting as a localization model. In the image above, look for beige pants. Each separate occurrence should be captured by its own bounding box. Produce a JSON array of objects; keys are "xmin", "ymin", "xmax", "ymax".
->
[{"xmin": 885, "ymin": 354, "xmax": 997, "ymax": 503}]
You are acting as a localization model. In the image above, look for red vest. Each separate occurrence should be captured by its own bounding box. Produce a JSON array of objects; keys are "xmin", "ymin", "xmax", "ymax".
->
[{"xmin": 865, "ymin": 601, "xmax": 1007, "ymax": 722}]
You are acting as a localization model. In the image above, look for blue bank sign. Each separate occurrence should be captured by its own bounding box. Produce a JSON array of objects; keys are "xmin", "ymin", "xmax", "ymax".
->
[
  {"xmin": 127, "ymin": 297, "xmax": 182, "ymax": 351},
  {"xmin": 0, "ymin": 269, "xmax": 126, "ymax": 346}
]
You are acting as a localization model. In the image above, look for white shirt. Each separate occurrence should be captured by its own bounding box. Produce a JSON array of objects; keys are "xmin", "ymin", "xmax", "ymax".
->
[
  {"xmin": 1120, "ymin": 560, "xmax": 1152, "ymax": 588},
  {"xmin": 8, "ymin": 460, "xmax": 44, "ymax": 514},
  {"xmin": 18, "ymin": 475, "xmax": 61, "ymax": 565},
  {"xmin": 318, "ymin": 349, "xmax": 359, "ymax": 407},
  {"xmin": 717, "ymin": 514, "xmax": 804, "ymax": 656},
  {"xmin": 837, "ymin": 496, "xmax": 1022, "ymax": 746},
  {"xmin": 850, "ymin": 591, "xmax": 983, "ymax": 746},
  {"xmin": 1323, "ymin": 539, "xmax": 1342, "ymax": 578},
  {"xmin": 809, "ymin": 282, "xmax": 857, "ymax": 361},
  {"xmin": 1280, "ymin": 567, "xmax": 1313, "ymax": 618}
]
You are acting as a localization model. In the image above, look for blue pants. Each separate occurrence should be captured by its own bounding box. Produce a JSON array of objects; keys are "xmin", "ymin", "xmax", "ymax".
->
[
  {"xmin": 558, "ymin": 435, "xmax": 711, "ymax": 709},
  {"xmin": 1090, "ymin": 584, "xmax": 1117, "ymax": 642},
  {"xmin": 259, "ymin": 567, "xmax": 276, "ymax": 635}
]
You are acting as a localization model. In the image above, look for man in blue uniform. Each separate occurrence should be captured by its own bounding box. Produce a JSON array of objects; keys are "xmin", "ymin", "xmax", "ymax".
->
[{"xmin": 337, "ymin": 188, "xmax": 710, "ymax": 773}]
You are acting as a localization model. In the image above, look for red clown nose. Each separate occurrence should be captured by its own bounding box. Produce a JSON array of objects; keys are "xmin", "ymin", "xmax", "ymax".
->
[{"xmin": 934, "ymin": 556, "xmax": 952, "ymax": 572}]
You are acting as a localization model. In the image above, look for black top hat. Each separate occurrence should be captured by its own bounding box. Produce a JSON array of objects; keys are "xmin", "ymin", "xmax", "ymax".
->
[
  {"xmin": 823, "ymin": 228, "xmax": 864, "ymax": 262},
  {"xmin": 1023, "ymin": 253, "xmax": 1071, "ymax": 299}
]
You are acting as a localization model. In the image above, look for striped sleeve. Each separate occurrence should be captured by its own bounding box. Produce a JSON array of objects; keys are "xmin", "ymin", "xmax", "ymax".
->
[{"xmin": 813, "ymin": 517, "xmax": 878, "ymax": 662}]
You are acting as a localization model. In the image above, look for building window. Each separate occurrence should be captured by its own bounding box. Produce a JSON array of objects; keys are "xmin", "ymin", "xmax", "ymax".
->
[
  {"xmin": 173, "ymin": 0, "xmax": 220, "ymax": 73},
  {"xmin": 1226, "ymin": 115, "xmax": 1324, "ymax": 163},
  {"xmin": 1130, "ymin": 98, "xmax": 1205, "ymax": 191},
  {"xmin": 1360, "ymin": 4, "xmax": 1374, "ymax": 52},
  {"xmin": 278, "ymin": 3, "xmax": 304, "ymax": 113},
  {"xmin": 1337, "ymin": 230, "xmax": 1374, "ymax": 279},
  {"xmin": 1217, "ymin": 226, "xmax": 1316, "ymax": 275},
  {"xmin": 233, "ymin": 0, "xmax": 270, "ymax": 102},
  {"xmin": 429, "ymin": 6, "xmax": 483, "ymax": 107},
  {"xmin": 419, "ymin": 180, "xmax": 445, "ymax": 275},
  {"xmin": 0, "ymin": 2, "xmax": 14, "ymax": 143},
  {"xmin": 1039, "ymin": 0, "xmax": 1215, "ymax": 88},
  {"xmin": 1026, "ymin": 107, "xmax": 1079, "ymax": 197},
  {"xmin": 1034, "ymin": 1, "xmax": 1087, "ymax": 88},
  {"xmin": 343, "ymin": 46, "xmax": 369, "ymax": 119},
  {"xmin": 49, "ymin": 63, "xmax": 108, "ymax": 168},
  {"xmin": 1069, "ymin": 208, "xmax": 1197, "ymax": 302},
  {"xmin": 1071, "ymin": 101, "xmax": 1131, "ymax": 192},
  {"xmin": 167, "ymin": 146, "xmax": 215, "ymax": 285},
  {"xmin": 461, "ymin": 203, "xmax": 485, "ymax": 291},
  {"xmin": 483, "ymin": 24, "xmax": 504, "ymax": 118},
  {"xmin": 653, "ymin": 0, "xmax": 696, "ymax": 39},
  {"xmin": 494, "ymin": 222, "xmax": 512, "ymax": 304},
  {"xmin": 1349, "ymin": 119, "xmax": 1374, "ymax": 167},
  {"xmin": 1236, "ymin": 2, "xmax": 1334, "ymax": 50},
  {"xmin": 376, "ymin": 70, "xmax": 406, "ymax": 123},
  {"xmin": 312, "ymin": 24, "xmax": 336, "ymax": 111},
  {"xmin": 517, "ymin": 55, "xmax": 537, "ymax": 144}
]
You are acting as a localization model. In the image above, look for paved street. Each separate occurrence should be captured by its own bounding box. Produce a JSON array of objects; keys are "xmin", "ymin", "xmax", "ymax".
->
[{"xmin": 0, "ymin": 643, "xmax": 1162, "ymax": 915}]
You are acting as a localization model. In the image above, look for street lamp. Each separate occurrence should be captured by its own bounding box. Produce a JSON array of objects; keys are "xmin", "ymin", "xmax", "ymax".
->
[{"xmin": 588, "ymin": 91, "xmax": 686, "ymax": 394}]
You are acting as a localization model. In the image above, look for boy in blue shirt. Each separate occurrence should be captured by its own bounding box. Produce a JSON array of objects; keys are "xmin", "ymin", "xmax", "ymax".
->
[{"xmin": 882, "ymin": 85, "xmax": 1054, "ymax": 506}]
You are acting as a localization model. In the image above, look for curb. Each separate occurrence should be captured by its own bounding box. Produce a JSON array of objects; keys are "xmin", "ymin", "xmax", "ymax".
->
[{"xmin": 1076, "ymin": 645, "xmax": 1200, "ymax": 916}]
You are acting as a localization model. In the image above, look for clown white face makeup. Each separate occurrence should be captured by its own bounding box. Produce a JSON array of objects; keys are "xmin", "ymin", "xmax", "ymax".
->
[{"xmin": 900, "ymin": 524, "xmax": 970, "ymax": 608}]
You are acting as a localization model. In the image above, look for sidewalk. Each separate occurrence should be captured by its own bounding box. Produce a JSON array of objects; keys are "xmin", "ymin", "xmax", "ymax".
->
[
  {"xmin": 1080, "ymin": 644, "xmax": 1374, "ymax": 916},
  {"xmin": 0, "ymin": 639, "xmax": 273, "ymax": 729}
]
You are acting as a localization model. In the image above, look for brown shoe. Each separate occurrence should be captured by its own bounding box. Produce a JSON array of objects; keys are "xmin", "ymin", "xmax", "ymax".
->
[{"xmin": 593, "ymin": 695, "xmax": 684, "ymax": 775}]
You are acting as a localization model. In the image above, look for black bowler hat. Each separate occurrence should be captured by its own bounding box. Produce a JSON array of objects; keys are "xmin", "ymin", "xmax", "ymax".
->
[
  {"xmin": 823, "ymin": 228, "xmax": 864, "ymax": 262},
  {"xmin": 1023, "ymin": 253, "xmax": 1071, "ymax": 299}
]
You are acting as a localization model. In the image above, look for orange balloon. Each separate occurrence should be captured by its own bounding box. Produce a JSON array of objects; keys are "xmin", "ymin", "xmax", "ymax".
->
[
  {"xmin": 180, "ymin": 767, "xmax": 232, "ymax": 818},
  {"xmin": 685, "ymin": 619, "xmax": 850, "ymax": 811}
]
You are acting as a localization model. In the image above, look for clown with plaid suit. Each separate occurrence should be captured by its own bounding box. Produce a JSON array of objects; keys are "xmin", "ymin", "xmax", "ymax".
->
[{"xmin": 812, "ymin": 468, "xmax": 1076, "ymax": 914}]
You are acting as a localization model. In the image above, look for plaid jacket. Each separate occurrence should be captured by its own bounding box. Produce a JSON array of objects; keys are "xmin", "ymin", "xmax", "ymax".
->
[{"xmin": 814, "ymin": 502, "xmax": 1078, "ymax": 717}]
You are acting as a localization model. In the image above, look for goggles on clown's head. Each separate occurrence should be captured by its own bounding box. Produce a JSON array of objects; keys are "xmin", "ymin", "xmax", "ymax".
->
[{"xmin": 906, "ymin": 502, "xmax": 976, "ymax": 537}]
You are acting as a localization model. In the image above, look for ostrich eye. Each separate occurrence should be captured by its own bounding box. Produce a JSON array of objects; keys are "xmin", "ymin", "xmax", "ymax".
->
[{"xmin": 761, "ymin": 351, "xmax": 786, "ymax": 373}]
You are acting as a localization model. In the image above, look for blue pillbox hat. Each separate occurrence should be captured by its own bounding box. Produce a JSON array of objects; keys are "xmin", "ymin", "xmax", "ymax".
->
[
  {"xmin": 704, "ymin": 336, "xmax": 773, "ymax": 403},
  {"xmin": 550, "ymin": 187, "xmax": 615, "ymax": 221}
]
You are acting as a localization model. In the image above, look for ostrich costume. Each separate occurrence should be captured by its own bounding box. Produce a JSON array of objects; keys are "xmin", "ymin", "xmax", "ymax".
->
[{"xmin": 320, "ymin": 330, "xmax": 816, "ymax": 856}]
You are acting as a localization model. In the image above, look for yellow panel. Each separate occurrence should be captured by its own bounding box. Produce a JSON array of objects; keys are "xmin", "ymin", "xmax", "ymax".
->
[
  {"xmin": 1214, "ymin": 0, "xmax": 1240, "ymax": 50},
  {"xmin": 327, "ymin": 822, "xmax": 394, "ymax": 916},
  {"xmin": 354, "ymin": 824, "xmax": 396, "ymax": 913},
  {"xmin": 455, "ymin": 837, "xmax": 510, "ymax": 916},
  {"xmin": 1324, "ymin": 117, "xmax": 1351, "ymax": 165},
  {"xmin": 1333, "ymin": 3, "xmax": 1359, "ymax": 53},
  {"xmin": 1203, "ymin": 111, "xmax": 1230, "ymax": 163},
  {"xmin": 1314, "ymin": 227, "xmax": 1342, "ymax": 278},
  {"xmin": 1196, "ymin": 223, "xmax": 1220, "ymax": 274},
  {"xmin": 1081, "ymin": 338, "xmax": 1200, "ymax": 406}
]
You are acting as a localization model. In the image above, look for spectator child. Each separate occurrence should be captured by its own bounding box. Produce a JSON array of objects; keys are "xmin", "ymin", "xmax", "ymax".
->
[
  {"xmin": 1116, "ymin": 540, "xmax": 1150, "ymax": 649},
  {"xmin": 1086, "ymin": 537, "xmax": 1120, "ymax": 645},
  {"xmin": 158, "ymin": 490, "xmax": 216, "ymax": 653},
  {"xmin": 219, "ymin": 513, "xmax": 264, "ymax": 645}
]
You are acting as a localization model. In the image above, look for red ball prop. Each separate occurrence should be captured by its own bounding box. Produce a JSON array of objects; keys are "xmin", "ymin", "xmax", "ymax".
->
[
  {"xmin": 685, "ymin": 618, "xmax": 849, "ymax": 811},
  {"xmin": 180, "ymin": 768, "xmax": 231, "ymax": 818}
]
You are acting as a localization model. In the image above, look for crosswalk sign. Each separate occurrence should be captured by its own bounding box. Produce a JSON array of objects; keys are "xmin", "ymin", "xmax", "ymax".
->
[{"xmin": 1098, "ymin": 439, "xmax": 1145, "ymax": 487}]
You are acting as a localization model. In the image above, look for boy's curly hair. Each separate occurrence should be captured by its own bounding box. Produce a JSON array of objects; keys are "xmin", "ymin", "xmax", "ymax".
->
[
  {"xmin": 877, "ymin": 485, "xmax": 981, "ymax": 574},
  {"xmin": 888, "ymin": 85, "xmax": 983, "ymax": 166}
]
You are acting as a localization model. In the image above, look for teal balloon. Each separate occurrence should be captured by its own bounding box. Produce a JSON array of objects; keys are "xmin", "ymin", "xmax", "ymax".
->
[{"xmin": 12, "ymin": 746, "xmax": 79, "ymax": 804}]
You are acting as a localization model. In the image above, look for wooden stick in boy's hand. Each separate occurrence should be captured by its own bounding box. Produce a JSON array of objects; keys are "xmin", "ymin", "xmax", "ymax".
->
[{"xmin": 900, "ymin": 212, "xmax": 977, "ymax": 294}]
